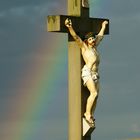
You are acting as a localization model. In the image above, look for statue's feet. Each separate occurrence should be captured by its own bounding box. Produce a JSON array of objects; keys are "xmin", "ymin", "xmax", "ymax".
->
[{"xmin": 84, "ymin": 113, "xmax": 95, "ymax": 125}]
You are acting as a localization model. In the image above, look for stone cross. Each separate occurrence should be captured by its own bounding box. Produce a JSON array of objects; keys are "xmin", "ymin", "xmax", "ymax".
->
[{"xmin": 47, "ymin": 0, "xmax": 109, "ymax": 140}]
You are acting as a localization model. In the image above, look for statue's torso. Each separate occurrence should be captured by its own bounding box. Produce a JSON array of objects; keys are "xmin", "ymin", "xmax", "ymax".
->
[{"xmin": 82, "ymin": 47, "xmax": 100, "ymax": 72}]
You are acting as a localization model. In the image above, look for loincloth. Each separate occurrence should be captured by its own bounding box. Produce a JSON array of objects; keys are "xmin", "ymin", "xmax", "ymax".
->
[{"xmin": 81, "ymin": 65, "xmax": 99, "ymax": 86}]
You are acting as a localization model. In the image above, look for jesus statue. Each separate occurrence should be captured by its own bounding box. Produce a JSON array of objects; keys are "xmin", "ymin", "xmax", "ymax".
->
[{"xmin": 65, "ymin": 18, "xmax": 108, "ymax": 125}]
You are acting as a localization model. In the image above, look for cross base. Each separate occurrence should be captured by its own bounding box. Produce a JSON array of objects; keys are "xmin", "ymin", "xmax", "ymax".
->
[{"xmin": 83, "ymin": 118, "xmax": 96, "ymax": 136}]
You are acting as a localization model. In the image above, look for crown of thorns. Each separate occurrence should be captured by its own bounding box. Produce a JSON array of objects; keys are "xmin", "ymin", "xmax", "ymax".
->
[{"xmin": 84, "ymin": 32, "xmax": 94, "ymax": 40}]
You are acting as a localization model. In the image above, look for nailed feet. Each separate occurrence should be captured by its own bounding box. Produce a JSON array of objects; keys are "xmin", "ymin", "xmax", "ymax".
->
[{"xmin": 84, "ymin": 113, "xmax": 95, "ymax": 125}]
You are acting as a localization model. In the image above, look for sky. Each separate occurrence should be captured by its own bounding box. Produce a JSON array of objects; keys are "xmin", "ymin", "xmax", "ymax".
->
[{"xmin": 0, "ymin": 0, "xmax": 140, "ymax": 140}]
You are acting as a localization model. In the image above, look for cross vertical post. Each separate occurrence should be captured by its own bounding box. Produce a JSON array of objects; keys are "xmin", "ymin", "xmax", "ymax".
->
[{"xmin": 47, "ymin": 0, "xmax": 109, "ymax": 140}]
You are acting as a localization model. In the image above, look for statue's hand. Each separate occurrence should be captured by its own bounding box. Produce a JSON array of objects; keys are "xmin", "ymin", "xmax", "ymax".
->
[
  {"xmin": 65, "ymin": 18, "xmax": 72, "ymax": 28},
  {"xmin": 102, "ymin": 20, "xmax": 108, "ymax": 26}
]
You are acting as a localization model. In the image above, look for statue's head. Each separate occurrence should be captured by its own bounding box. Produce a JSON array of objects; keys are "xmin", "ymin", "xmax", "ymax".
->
[{"xmin": 84, "ymin": 32, "xmax": 96, "ymax": 46}]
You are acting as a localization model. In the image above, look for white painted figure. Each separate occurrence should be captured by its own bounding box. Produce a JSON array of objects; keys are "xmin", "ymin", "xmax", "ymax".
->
[{"xmin": 65, "ymin": 18, "xmax": 108, "ymax": 125}]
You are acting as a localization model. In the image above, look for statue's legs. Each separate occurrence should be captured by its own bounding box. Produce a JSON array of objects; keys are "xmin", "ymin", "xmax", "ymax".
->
[
  {"xmin": 84, "ymin": 78, "xmax": 98, "ymax": 124},
  {"xmin": 91, "ymin": 81, "xmax": 99, "ymax": 115}
]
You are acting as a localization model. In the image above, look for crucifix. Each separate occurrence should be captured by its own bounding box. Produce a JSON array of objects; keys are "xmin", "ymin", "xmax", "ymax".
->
[{"xmin": 47, "ymin": 0, "xmax": 109, "ymax": 139}]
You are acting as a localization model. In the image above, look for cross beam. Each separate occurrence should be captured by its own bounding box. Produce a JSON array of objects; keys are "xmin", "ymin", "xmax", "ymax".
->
[
  {"xmin": 47, "ymin": 15, "xmax": 109, "ymax": 40},
  {"xmin": 47, "ymin": 0, "xmax": 109, "ymax": 140}
]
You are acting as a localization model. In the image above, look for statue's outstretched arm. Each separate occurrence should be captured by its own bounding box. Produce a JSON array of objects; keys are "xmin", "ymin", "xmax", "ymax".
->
[
  {"xmin": 97, "ymin": 21, "xmax": 108, "ymax": 36},
  {"xmin": 94, "ymin": 21, "xmax": 108, "ymax": 46},
  {"xmin": 65, "ymin": 18, "xmax": 83, "ymax": 47}
]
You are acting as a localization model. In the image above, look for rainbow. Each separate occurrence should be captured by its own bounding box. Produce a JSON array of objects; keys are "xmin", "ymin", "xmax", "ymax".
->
[{"xmin": 7, "ymin": 34, "xmax": 68, "ymax": 140}]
